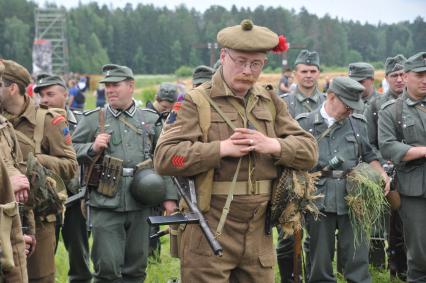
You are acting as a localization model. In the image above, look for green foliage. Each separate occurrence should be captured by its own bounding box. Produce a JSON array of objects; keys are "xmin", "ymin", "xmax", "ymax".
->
[
  {"xmin": 175, "ymin": 65, "xmax": 193, "ymax": 77},
  {"xmin": 139, "ymin": 87, "xmax": 157, "ymax": 105}
]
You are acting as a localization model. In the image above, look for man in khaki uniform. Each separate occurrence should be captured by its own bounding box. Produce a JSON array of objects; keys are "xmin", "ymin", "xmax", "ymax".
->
[
  {"xmin": 0, "ymin": 60, "xmax": 78, "ymax": 283},
  {"xmin": 0, "ymin": 59, "xmax": 29, "ymax": 283},
  {"xmin": 154, "ymin": 19, "xmax": 318, "ymax": 282},
  {"xmin": 34, "ymin": 75, "xmax": 92, "ymax": 283}
]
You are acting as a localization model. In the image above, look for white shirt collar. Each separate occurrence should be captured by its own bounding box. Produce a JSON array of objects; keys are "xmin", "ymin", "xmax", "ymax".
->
[{"xmin": 320, "ymin": 102, "xmax": 336, "ymax": 127}]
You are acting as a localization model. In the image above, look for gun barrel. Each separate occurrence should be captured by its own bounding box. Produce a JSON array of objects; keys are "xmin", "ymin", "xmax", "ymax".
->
[{"xmin": 172, "ymin": 177, "xmax": 223, "ymax": 257}]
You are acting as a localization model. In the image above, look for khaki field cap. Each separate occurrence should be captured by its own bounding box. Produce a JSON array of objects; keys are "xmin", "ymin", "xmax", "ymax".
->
[
  {"xmin": 404, "ymin": 52, "xmax": 426, "ymax": 73},
  {"xmin": 34, "ymin": 74, "xmax": 67, "ymax": 93},
  {"xmin": 192, "ymin": 65, "xmax": 215, "ymax": 85},
  {"xmin": 295, "ymin": 50, "xmax": 320, "ymax": 68},
  {"xmin": 1, "ymin": 59, "xmax": 31, "ymax": 87},
  {"xmin": 384, "ymin": 54, "xmax": 406, "ymax": 75},
  {"xmin": 99, "ymin": 64, "xmax": 134, "ymax": 83},
  {"xmin": 348, "ymin": 62, "xmax": 375, "ymax": 81},
  {"xmin": 157, "ymin": 82, "xmax": 177, "ymax": 102},
  {"xmin": 329, "ymin": 76, "xmax": 365, "ymax": 111},
  {"xmin": 217, "ymin": 19, "xmax": 280, "ymax": 52}
]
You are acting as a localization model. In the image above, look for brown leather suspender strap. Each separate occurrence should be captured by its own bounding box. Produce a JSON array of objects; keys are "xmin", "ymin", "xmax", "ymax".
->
[{"xmin": 83, "ymin": 109, "xmax": 105, "ymax": 185}]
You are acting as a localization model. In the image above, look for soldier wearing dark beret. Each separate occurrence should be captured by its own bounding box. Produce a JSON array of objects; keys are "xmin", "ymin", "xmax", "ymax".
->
[
  {"xmin": 0, "ymin": 59, "xmax": 78, "ymax": 283},
  {"xmin": 154, "ymin": 19, "xmax": 318, "ymax": 282},
  {"xmin": 379, "ymin": 51, "xmax": 426, "ymax": 282},
  {"xmin": 296, "ymin": 76, "xmax": 390, "ymax": 283}
]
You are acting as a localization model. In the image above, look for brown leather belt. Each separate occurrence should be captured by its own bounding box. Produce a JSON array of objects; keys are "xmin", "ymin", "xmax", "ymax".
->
[{"xmin": 212, "ymin": 180, "xmax": 272, "ymax": 195}]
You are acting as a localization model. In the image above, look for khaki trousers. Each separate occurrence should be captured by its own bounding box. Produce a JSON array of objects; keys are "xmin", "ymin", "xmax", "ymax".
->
[
  {"xmin": 27, "ymin": 221, "xmax": 56, "ymax": 283},
  {"xmin": 180, "ymin": 194, "xmax": 275, "ymax": 283}
]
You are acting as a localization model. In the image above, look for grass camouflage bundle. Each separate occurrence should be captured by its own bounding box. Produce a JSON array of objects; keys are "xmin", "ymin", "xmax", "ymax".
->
[
  {"xmin": 345, "ymin": 162, "xmax": 389, "ymax": 247},
  {"xmin": 271, "ymin": 168, "xmax": 322, "ymax": 237}
]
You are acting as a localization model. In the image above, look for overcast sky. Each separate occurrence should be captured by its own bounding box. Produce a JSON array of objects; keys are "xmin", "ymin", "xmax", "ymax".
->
[{"xmin": 34, "ymin": 0, "xmax": 425, "ymax": 25}]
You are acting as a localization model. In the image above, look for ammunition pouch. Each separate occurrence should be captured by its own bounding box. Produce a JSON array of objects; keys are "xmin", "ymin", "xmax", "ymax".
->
[
  {"xmin": 96, "ymin": 155, "xmax": 123, "ymax": 198},
  {"xmin": 0, "ymin": 202, "xmax": 18, "ymax": 272},
  {"xmin": 85, "ymin": 163, "xmax": 103, "ymax": 188}
]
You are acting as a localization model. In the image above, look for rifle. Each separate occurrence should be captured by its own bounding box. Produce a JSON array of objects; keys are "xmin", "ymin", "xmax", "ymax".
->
[
  {"xmin": 147, "ymin": 176, "xmax": 223, "ymax": 257},
  {"xmin": 64, "ymin": 165, "xmax": 93, "ymax": 231},
  {"xmin": 293, "ymin": 228, "xmax": 302, "ymax": 283}
]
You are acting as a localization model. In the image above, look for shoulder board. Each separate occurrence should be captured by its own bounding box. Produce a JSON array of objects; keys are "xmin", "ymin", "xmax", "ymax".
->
[
  {"xmin": 351, "ymin": 113, "xmax": 367, "ymax": 123},
  {"xmin": 73, "ymin": 110, "xmax": 83, "ymax": 116},
  {"xmin": 83, "ymin": 107, "xmax": 101, "ymax": 116},
  {"xmin": 380, "ymin": 99, "xmax": 396, "ymax": 110},
  {"xmin": 295, "ymin": 112, "xmax": 310, "ymax": 121}
]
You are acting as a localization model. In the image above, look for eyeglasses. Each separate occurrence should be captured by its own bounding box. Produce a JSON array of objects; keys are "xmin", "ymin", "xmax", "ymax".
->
[{"xmin": 226, "ymin": 50, "xmax": 264, "ymax": 72}]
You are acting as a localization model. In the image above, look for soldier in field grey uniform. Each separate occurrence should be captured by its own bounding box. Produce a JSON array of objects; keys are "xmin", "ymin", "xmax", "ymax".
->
[
  {"xmin": 72, "ymin": 64, "xmax": 177, "ymax": 282},
  {"xmin": 363, "ymin": 55, "xmax": 408, "ymax": 279},
  {"xmin": 281, "ymin": 50, "xmax": 326, "ymax": 118},
  {"xmin": 348, "ymin": 62, "xmax": 378, "ymax": 113},
  {"xmin": 379, "ymin": 52, "xmax": 426, "ymax": 282},
  {"xmin": 277, "ymin": 49, "xmax": 325, "ymax": 282},
  {"xmin": 297, "ymin": 76, "xmax": 390, "ymax": 283}
]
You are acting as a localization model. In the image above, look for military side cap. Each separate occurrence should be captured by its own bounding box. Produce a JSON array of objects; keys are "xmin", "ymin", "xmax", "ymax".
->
[
  {"xmin": 385, "ymin": 54, "xmax": 406, "ymax": 75},
  {"xmin": 99, "ymin": 64, "xmax": 134, "ymax": 83},
  {"xmin": 0, "ymin": 59, "xmax": 31, "ymax": 87},
  {"xmin": 404, "ymin": 52, "xmax": 426, "ymax": 73},
  {"xmin": 329, "ymin": 76, "xmax": 365, "ymax": 111},
  {"xmin": 348, "ymin": 62, "xmax": 375, "ymax": 81},
  {"xmin": 217, "ymin": 19, "xmax": 279, "ymax": 52},
  {"xmin": 192, "ymin": 65, "xmax": 214, "ymax": 86},
  {"xmin": 157, "ymin": 82, "xmax": 177, "ymax": 102},
  {"xmin": 34, "ymin": 75, "xmax": 67, "ymax": 93},
  {"xmin": 294, "ymin": 50, "xmax": 320, "ymax": 68}
]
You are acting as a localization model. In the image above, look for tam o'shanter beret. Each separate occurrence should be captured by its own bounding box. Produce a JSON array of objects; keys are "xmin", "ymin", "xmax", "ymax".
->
[
  {"xmin": 348, "ymin": 62, "xmax": 375, "ymax": 81},
  {"xmin": 384, "ymin": 54, "xmax": 406, "ymax": 75},
  {"xmin": 329, "ymin": 76, "xmax": 365, "ymax": 111},
  {"xmin": 217, "ymin": 19, "xmax": 289, "ymax": 53},
  {"xmin": 99, "ymin": 64, "xmax": 134, "ymax": 83},
  {"xmin": 34, "ymin": 74, "xmax": 67, "ymax": 93},
  {"xmin": 404, "ymin": 52, "xmax": 426, "ymax": 73},
  {"xmin": 1, "ymin": 59, "xmax": 31, "ymax": 87},
  {"xmin": 294, "ymin": 50, "xmax": 320, "ymax": 68}
]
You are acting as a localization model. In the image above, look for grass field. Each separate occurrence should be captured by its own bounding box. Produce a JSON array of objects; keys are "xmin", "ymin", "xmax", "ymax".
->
[
  {"xmin": 55, "ymin": 227, "xmax": 397, "ymax": 282},
  {"xmin": 56, "ymin": 73, "xmax": 398, "ymax": 282}
]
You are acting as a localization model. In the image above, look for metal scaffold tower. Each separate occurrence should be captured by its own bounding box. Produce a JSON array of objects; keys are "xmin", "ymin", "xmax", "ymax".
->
[{"xmin": 34, "ymin": 8, "xmax": 69, "ymax": 75}]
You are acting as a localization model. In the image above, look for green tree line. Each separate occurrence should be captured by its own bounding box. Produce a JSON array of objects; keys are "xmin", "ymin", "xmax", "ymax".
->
[{"xmin": 1, "ymin": 0, "xmax": 425, "ymax": 74}]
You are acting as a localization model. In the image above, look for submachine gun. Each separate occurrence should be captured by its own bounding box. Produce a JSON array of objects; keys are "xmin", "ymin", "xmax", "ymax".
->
[{"xmin": 147, "ymin": 176, "xmax": 223, "ymax": 257}]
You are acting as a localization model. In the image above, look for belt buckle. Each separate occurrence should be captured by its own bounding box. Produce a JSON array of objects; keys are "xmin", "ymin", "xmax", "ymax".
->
[
  {"xmin": 122, "ymin": 168, "xmax": 134, "ymax": 177},
  {"xmin": 332, "ymin": 170, "xmax": 343, "ymax": 179}
]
